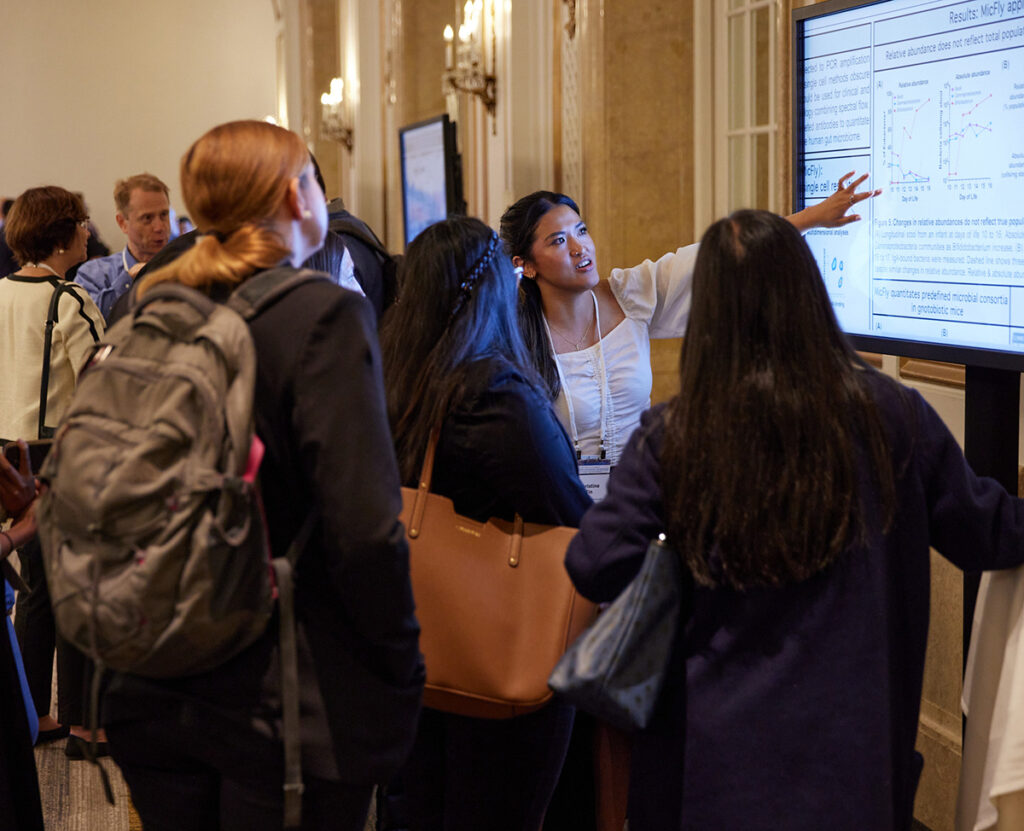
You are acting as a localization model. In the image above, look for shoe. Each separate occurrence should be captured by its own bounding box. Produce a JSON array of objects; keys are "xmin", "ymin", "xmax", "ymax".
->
[
  {"xmin": 65, "ymin": 735, "xmax": 109, "ymax": 760},
  {"xmin": 35, "ymin": 725, "xmax": 70, "ymax": 745}
]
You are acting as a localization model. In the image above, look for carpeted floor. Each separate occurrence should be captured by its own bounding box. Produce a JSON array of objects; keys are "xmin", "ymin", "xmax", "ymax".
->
[
  {"xmin": 34, "ymin": 736, "xmax": 138, "ymax": 831},
  {"xmin": 18, "ymin": 542, "xmax": 371, "ymax": 831}
]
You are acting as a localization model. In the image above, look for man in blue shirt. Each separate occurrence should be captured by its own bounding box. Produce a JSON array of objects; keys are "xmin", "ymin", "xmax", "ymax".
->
[{"xmin": 75, "ymin": 173, "xmax": 171, "ymax": 318}]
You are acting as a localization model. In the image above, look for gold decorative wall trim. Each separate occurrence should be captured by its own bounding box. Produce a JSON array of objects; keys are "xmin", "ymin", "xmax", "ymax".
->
[
  {"xmin": 563, "ymin": 0, "xmax": 577, "ymax": 39},
  {"xmin": 560, "ymin": 0, "xmax": 583, "ymax": 202}
]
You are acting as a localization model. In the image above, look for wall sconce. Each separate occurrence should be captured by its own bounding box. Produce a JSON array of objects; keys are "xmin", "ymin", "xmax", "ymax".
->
[
  {"xmin": 320, "ymin": 77, "xmax": 354, "ymax": 152},
  {"xmin": 442, "ymin": 0, "xmax": 496, "ymax": 117}
]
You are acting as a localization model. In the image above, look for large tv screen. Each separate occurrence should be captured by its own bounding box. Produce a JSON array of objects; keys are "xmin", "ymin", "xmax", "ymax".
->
[
  {"xmin": 793, "ymin": 0, "xmax": 1024, "ymax": 370},
  {"xmin": 399, "ymin": 114, "xmax": 465, "ymax": 245}
]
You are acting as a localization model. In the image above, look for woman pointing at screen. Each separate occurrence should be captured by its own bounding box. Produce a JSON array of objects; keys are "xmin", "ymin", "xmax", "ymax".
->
[{"xmin": 499, "ymin": 173, "xmax": 880, "ymax": 495}]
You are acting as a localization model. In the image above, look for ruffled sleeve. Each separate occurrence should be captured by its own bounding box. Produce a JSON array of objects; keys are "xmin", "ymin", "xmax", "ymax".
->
[{"xmin": 607, "ymin": 243, "xmax": 699, "ymax": 338}]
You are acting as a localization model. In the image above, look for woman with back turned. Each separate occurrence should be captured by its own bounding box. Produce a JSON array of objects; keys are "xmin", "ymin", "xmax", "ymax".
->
[
  {"xmin": 380, "ymin": 216, "xmax": 590, "ymax": 830},
  {"xmin": 566, "ymin": 209, "xmax": 1024, "ymax": 830},
  {"xmin": 1, "ymin": 186, "xmax": 103, "ymax": 755},
  {"xmin": 100, "ymin": 120, "xmax": 423, "ymax": 831}
]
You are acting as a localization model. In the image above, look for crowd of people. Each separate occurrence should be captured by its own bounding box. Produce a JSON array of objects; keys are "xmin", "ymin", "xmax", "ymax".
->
[{"xmin": 3, "ymin": 119, "xmax": 1024, "ymax": 831}]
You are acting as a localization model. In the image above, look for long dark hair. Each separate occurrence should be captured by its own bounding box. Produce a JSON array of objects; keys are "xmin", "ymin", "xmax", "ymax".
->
[
  {"xmin": 381, "ymin": 216, "xmax": 541, "ymax": 483},
  {"xmin": 499, "ymin": 191, "xmax": 581, "ymax": 399},
  {"xmin": 661, "ymin": 209, "xmax": 897, "ymax": 590}
]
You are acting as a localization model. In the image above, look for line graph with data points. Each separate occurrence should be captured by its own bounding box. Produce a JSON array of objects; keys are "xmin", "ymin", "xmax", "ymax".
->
[
  {"xmin": 941, "ymin": 82, "xmax": 994, "ymax": 182},
  {"xmin": 883, "ymin": 88, "xmax": 932, "ymax": 185}
]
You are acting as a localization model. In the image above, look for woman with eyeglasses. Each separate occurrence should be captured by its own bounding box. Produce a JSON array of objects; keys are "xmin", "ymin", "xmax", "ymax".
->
[{"xmin": 0, "ymin": 186, "xmax": 104, "ymax": 757}]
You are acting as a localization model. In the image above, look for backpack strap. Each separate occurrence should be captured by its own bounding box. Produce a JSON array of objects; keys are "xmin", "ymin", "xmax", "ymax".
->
[
  {"xmin": 130, "ymin": 280, "xmax": 218, "ymax": 319},
  {"xmin": 273, "ymin": 510, "xmax": 317, "ymax": 829},
  {"xmin": 328, "ymin": 218, "xmax": 391, "ymax": 263},
  {"xmin": 230, "ymin": 266, "xmax": 325, "ymax": 828},
  {"xmin": 38, "ymin": 279, "xmax": 100, "ymax": 439},
  {"xmin": 228, "ymin": 267, "xmax": 331, "ymax": 322}
]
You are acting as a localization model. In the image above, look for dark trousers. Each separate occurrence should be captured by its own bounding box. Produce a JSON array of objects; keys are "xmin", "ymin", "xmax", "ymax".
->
[
  {"xmin": 107, "ymin": 712, "xmax": 371, "ymax": 831},
  {"xmin": 542, "ymin": 712, "xmax": 597, "ymax": 831},
  {"xmin": 397, "ymin": 702, "xmax": 575, "ymax": 831},
  {"xmin": 12, "ymin": 537, "xmax": 88, "ymax": 723}
]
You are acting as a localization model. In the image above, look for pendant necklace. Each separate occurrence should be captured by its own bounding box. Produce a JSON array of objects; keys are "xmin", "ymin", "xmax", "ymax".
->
[{"xmin": 547, "ymin": 297, "xmax": 596, "ymax": 352}]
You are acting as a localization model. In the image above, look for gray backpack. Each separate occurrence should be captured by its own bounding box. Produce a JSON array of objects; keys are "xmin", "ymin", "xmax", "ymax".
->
[{"xmin": 36, "ymin": 267, "xmax": 322, "ymax": 827}]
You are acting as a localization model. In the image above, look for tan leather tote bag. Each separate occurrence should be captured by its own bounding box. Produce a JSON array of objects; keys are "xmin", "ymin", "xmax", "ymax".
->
[{"xmin": 400, "ymin": 430, "xmax": 597, "ymax": 719}]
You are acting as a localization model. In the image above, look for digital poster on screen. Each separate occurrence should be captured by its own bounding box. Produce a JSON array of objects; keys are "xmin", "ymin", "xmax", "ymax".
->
[{"xmin": 796, "ymin": 0, "xmax": 1024, "ymax": 364}]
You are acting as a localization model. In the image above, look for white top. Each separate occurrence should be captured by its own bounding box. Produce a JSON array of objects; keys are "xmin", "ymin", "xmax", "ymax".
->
[
  {"xmin": 0, "ymin": 276, "xmax": 104, "ymax": 439},
  {"xmin": 550, "ymin": 243, "xmax": 698, "ymax": 465},
  {"xmin": 958, "ymin": 568, "xmax": 1024, "ymax": 831}
]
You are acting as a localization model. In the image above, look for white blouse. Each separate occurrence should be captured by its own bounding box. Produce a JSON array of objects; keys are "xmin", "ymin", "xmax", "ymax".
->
[{"xmin": 550, "ymin": 243, "xmax": 698, "ymax": 465}]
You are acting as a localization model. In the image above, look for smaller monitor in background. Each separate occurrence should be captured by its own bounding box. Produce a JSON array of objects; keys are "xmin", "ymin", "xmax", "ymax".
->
[{"xmin": 399, "ymin": 114, "xmax": 465, "ymax": 245}]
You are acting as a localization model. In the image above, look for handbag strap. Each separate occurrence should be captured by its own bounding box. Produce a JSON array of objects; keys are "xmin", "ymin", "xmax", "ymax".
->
[
  {"xmin": 408, "ymin": 428, "xmax": 526, "ymax": 569},
  {"xmin": 407, "ymin": 428, "xmax": 440, "ymax": 539},
  {"xmin": 38, "ymin": 279, "xmax": 66, "ymax": 439},
  {"xmin": 507, "ymin": 515, "xmax": 524, "ymax": 568},
  {"xmin": 38, "ymin": 279, "xmax": 100, "ymax": 439}
]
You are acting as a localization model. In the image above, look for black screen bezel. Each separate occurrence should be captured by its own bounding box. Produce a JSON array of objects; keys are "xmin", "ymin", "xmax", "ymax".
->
[
  {"xmin": 792, "ymin": 0, "xmax": 1024, "ymax": 371},
  {"xmin": 398, "ymin": 114, "xmax": 466, "ymax": 246}
]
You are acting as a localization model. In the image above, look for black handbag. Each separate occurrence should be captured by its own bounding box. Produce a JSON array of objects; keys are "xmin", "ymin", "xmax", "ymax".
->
[{"xmin": 548, "ymin": 534, "xmax": 689, "ymax": 732}]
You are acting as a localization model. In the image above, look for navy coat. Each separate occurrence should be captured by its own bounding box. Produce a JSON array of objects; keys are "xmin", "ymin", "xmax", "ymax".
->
[{"xmin": 566, "ymin": 370, "xmax": 1024, "ymax": 831}]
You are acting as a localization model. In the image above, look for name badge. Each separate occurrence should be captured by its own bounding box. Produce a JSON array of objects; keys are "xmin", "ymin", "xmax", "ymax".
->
[{"xmin": 577, "ymin": 458, "xmax": 612, "ymax": 503}]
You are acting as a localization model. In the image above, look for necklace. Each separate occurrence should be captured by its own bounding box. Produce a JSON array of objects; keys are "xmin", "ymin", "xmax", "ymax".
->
[
  {"xmin": 547, "ymin": 301, "xmax": 596, "ymax": 352},
  {"xmin": 22, "ymin": 262, "xmax": 63, "ymax": 279}
]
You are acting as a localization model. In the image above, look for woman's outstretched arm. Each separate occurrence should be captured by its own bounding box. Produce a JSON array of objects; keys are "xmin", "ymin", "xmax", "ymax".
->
[{"xmin": 786, "ymin": 171, "xmax": 881, "ymax": 232}]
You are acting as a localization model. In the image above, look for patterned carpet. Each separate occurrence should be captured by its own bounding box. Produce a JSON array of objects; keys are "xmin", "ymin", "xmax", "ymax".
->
[
  {"xmin": 35, "ymin": 737, "xmax": 139, "ymax": 830},
  {"xmin": 35, "ymin": 733, "xmax": 375, "ymax": 830}
]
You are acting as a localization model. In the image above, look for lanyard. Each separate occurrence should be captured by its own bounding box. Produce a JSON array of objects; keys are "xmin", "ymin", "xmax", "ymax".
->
[
  {"xmin": 543, "ymin": 290, "xmax": 609, "ymax": 460},
  {"xmin": 121, "ymin": 248, "xmax": 135, "ymax": 275}
]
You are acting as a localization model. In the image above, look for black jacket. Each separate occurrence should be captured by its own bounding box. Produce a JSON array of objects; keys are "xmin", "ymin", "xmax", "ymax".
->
[
  {"xmin": 251, "ymin": 276, "xmax": 423, "ymax": 784},
  {"xmin": 427, "ymin": 358, "xmax": 591, "ymax": 528},
  {"xmin": 104, "ymin": 275, "xmax": 423, "ymax": 786}
]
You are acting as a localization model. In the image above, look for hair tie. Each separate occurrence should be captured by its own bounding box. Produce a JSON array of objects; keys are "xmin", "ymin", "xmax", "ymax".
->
[
  {"xmin": 449, "ymin": 231, "xmax": 500, "ymax": 322},
  {"xmin": 203, "ymin": 229, "xmax": 230, "ymax": 243}
]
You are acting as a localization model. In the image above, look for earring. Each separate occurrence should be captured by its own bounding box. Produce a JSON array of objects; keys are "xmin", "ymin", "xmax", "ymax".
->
[{"xmin": 57, "ymin": 248, "xmax": 65, "ymax": 254}]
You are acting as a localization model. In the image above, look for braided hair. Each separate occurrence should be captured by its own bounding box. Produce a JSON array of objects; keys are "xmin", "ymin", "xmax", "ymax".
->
[
  {"xmin": 381, "ymin": 217, "xmax": 543, "ymax": 483},
  {"xmin": 449, "ymin": 230, "xmax": 501, "ymax": 322}
]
